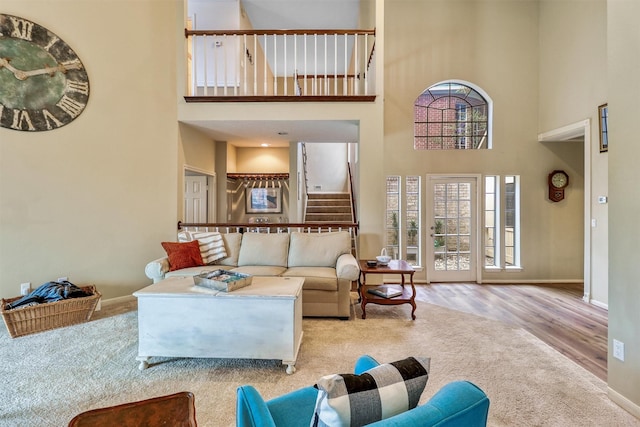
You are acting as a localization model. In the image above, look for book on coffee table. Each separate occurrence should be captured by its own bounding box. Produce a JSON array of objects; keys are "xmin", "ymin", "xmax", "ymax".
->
[{"xmin": 367, "ymin": 286, "xmax": 402, "ymax": 299}]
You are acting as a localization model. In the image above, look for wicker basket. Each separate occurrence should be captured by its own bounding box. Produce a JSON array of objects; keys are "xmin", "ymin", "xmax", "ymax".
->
[{"xmin": 1, "ymin": 285, "xmax": 101, "ymax": 338}]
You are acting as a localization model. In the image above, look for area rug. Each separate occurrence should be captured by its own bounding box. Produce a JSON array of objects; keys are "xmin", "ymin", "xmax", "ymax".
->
[{"xmin": 0, "ymin": 301, "xmax": 637, "ymax": 426}]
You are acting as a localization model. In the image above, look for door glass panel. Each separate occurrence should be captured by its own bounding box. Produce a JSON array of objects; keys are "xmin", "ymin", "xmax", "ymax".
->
[{"xmin": 428, "ymin": 179, "xmax": 476, "ymax": 280}]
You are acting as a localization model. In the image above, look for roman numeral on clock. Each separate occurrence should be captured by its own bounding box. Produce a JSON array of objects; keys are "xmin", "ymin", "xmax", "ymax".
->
[
  {"xmin": 56, "ymin": 95, "xmax": 85, "ymax": 118},
  {"xmin": 11, "ymin": 109, "xmax": 35, "ymax": 131},
  {"xmin": 43, "ymin": 109, "xmax": 64, "ymax": 130},
  {"xmin": 9, "ymin": 17, "xmax": 34, "ymax": 41},
  {"xmin": 66, "ymin": 80, "xmax": 89, "ymax": 95}
]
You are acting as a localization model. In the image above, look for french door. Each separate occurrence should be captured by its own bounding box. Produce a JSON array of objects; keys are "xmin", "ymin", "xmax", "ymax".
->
[{"xmin": 426, "ymin": 176, "xmax": 479, "ymax": 282}]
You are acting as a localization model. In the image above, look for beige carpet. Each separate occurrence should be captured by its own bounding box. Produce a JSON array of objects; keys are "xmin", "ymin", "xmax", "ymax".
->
[{"xmin": 1, "ymin": 300, "xmax": 638, "ymax": 427}]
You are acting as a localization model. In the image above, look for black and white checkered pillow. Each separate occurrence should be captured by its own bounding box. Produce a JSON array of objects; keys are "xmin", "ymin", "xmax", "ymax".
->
[{"xmin": 311, "ymin": 357, "xmax": 430, "ymax": 427}]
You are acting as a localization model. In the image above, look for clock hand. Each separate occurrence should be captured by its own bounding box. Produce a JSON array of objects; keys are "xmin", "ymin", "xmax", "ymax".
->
[
  {"xmin": 22, "ymin": 62, "xmax": 84, "ymax": 78},
  {"xmin": 0, "ymin": 58, "xmax": 83, "ymax": 80},
  {"xmin": 0, "ymin": 57, "xmax": 28, "ymax": 80}
]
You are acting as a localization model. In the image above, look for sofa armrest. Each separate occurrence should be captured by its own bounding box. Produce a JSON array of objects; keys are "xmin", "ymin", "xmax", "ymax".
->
[
  {"xmin": 144, "ymin": 257, "xmax": 170, "ymax": 283},
  {"xmin": 336, "ymin": 253, "xmax": 360, "ymax": 281},
  {"xmin": 367, "ymin": 380, "xmax": 490, "ymax": 427}
]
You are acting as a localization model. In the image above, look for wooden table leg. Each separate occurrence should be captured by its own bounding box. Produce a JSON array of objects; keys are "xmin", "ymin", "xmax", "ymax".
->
[{"xmin": 359, "ymin": 271, "xmax": 367, "ymax": 319}]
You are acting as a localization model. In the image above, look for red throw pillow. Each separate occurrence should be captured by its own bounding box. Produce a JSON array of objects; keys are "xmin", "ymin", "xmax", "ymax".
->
[{"xmin": 161, "ymin": 240, "xmax": 204, "ymax": 271}]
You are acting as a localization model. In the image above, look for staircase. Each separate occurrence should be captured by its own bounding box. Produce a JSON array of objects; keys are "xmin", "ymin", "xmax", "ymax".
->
[{"xmin": 304, "ymin": 193, "xmax": 353, "ymax": 223}]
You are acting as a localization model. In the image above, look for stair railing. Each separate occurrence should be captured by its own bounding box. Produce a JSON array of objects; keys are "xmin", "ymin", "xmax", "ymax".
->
[{"xmin": 184, "ymin": 28, "xmax": 376, "ymax": 98}]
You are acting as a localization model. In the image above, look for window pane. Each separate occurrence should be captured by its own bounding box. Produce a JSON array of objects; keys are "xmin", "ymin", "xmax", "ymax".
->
[
  {"xmin": 484, "ymin": 175, "xmax": 498, "ymax": 267},
  {"xmin": 386, "ymin": 176, "xmax": 401, "ymax": 258},
  {"xmin": 504, "ymin": 175, "xmax": 520, "ymax": 267},
  {"xmin": 414, "ymin": 81, "xmax": 490, "ymax": 150}
]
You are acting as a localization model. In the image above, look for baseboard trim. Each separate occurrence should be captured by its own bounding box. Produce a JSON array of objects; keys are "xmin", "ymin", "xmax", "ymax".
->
[
  {"xmin": 101, "ymin": 294, "xmax": 136, "ymax": 306},
  {"xmin": 590, "ymin": 299, "xmax": 608, "ymax": 310},
  {"xmin": 417, "ymin": 279, "xmax": 583, "ymax": 285},
  {"xmin": 608, "ymin": 387, "xmax": 640, "ymax": 420},
  {"xmin": 477, "ymin": 279, "xmax": 584, "ymax": 284}
]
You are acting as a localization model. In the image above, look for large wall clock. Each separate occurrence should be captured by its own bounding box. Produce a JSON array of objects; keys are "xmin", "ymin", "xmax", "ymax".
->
[{"xmin": 0, "ymin": 13, "xmax": 90, "ymax": 132}]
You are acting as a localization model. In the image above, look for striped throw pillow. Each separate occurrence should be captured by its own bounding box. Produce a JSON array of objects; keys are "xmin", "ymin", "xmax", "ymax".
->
[
  {"xmin": 311, "ymin": 357, "xmax": 430, "ymax": 427},
  {"xmin": 178, "ymin": 231, "xmax": 228, "ymax": 265}
]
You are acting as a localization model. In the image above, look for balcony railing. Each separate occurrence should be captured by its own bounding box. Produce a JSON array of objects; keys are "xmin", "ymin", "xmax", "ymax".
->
[{"xmin": 184, "ymin": 28, "xmax": 376, "ymax": 101}]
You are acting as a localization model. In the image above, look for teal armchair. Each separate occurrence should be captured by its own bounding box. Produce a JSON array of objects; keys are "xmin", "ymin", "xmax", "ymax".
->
[{"xmin": 236, "ymin": 355, "xmax": 489, "ymax": 427}]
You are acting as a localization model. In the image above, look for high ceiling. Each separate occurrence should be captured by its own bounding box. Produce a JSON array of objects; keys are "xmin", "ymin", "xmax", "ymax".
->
[
  {"xmin": 181, "ymin": 119, "xmax": 360, "ymax": 146},
  {"xmin": 186, "ymin": 0, "xmax": 362, "ymax": 147},
  {"xmin": 241, "ymin": 0, "xmax": 359, "ymax": 31}
]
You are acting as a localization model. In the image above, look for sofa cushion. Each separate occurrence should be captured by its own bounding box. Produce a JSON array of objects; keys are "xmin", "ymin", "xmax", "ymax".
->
[
  {"xmin": 165, "ymin": 265, "xmax": 220, "ymax": 278},
  {"xmin": 288, "ymin": 232, "xmax": 351, "ymax": 268},
  {"xmin": 161, "ymin": 241, "xmax": 204, "ymax": 272},
  {"xmin": 178, "ymin": 231, "xmax": 227, "ymax": 264},
  {"xmin": 217, "ymin": 233, "xmax": 243, "ymax": 266},
  {"xmin": 283, "ymin": 267, "xmax": 337, "ymax": 291},
  {"xmin": 238, "ymin": 233, "xmax": 290, "ymax": 267},
  {"xmin": 231, "ymin": 266, "xmax": 287, "ymax": 277},
  {"xmin": 311, "ymin": 356, "xmax": 430, "ymax": 427}
]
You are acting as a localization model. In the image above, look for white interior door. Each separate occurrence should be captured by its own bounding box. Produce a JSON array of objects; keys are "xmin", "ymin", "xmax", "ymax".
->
[
  {"xmin": 184, "ymin": 175, "xmax": 207, "ymax": 223},
  {"xmin": 426, "ymin": 176, "xmax": 479, "ymax": 282}
]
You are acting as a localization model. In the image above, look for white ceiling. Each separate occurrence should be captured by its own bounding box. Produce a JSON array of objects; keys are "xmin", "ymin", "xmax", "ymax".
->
[
  {"xmin": 182, "ymin": 119, "xmax": 360, "ymax": 146},
  {"xmin": 186, "ymin": 0, "xmax": 362, "ymax": 147},
  {"xmin": 241, "ymin": 0, "xmax": 360, "ymax": 30}
]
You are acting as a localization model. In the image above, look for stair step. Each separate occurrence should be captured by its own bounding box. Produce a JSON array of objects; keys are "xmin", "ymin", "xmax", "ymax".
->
[
  {"xmin": 307, "ymin": 199, "xmax": 351, "ymax": 207},
  {"xmin": 306, "ymin": 206, "xmax": 351, "ymax": 213},
  {"xmin": 307, "ymin": 193, "xmax": 350, "ymax": 200}
]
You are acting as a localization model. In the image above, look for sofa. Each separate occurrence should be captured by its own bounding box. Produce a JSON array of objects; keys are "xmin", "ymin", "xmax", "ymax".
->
[
  {"xmin": 145, "ymin": 230, "xmax": 359, "ymax": 319},
  {"xmin": 236, "ymin": 354, "xmax": 490, "ymax": 427}
]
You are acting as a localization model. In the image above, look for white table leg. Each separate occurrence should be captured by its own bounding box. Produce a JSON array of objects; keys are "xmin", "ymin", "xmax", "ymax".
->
[
  {"xmin": 136, "ymin": 356, "xmax": 150, "ymax": 370},
  {"xmin": 285, "ymin": 362, "xmax": 296, "ymax": 375}
]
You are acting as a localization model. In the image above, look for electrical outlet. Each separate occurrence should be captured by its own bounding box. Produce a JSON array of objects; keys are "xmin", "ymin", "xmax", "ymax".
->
[
  {"xmin": 57, "ymin": 276, "xmax": 68, "ymax": 283},
  {"xmin": 613, "ymin": 339, "xmax": 625, "ymax": 362},
  {"xmin": 20, "ymin": 282, "xmax": 31, "ymax": 296}
]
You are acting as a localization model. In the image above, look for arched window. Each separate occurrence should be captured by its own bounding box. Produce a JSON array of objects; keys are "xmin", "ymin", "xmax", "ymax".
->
[{"xmin": 414, "ymin": 81, "xmax": 491, "ymax": 150}]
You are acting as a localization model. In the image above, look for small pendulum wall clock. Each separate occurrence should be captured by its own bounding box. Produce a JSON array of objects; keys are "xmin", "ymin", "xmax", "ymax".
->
[
  {"xmin": 548, "ymin": 170, "xmax": 569, "ymax": 202},
  {"xmin": 0, "ymin": 13, "xmax": 90, "ymax": 131}
]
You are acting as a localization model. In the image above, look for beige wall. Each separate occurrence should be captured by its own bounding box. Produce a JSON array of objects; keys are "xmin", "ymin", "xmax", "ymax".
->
[
  {"xmin": 608, "ymin": 0, "xmax": 640, "ymax": 414},
  {"xmin": 0, "ymin": 1, "xmax": 179, "ymax": 300},
  {"xmin": 305, "ymin": 143, "xmax": 349, "ymax": 192},
  {"xmin": 539, "ymin": 0, "xmax": 608, "ymax": 306},
  {"xmin": 384, "ymin": 0, "xmax": 583, "ymax": 283},
  {"xmin": 235, "ymin": 147, "xmax": 289, "ymax": 173}
]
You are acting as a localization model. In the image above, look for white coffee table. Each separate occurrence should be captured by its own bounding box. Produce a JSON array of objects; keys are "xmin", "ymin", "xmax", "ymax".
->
[{"xmin": 133, "ymin": 275, "xmax": 304, "ymax": 374}]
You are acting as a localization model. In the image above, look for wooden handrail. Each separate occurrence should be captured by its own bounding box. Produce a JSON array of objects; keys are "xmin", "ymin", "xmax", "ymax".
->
[
  {"xmin": 348, "ymin": 162, "xmax": 357, "ymax": 224},
  {"xmin": 178, "ymin": 221, "xmax": 358, "ymax": 234},
  {"xmin": 185, "ymin": 28, "xmax": 376, "ymax": 37}
]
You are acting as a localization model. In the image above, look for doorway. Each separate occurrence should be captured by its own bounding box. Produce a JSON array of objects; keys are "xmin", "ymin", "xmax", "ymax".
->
[
  {"xmin": 426, "ymin": 175, "xmax": 480, "ymax": 282},
  {"xmin": 184, "ymin": 166, "xmax": 216, "ymax": 223}
]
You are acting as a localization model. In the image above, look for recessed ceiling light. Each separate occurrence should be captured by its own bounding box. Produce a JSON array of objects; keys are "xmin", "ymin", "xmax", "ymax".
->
[{"xmin": 261, "ymin": 143, "xmax": 270, "ymax": 147}]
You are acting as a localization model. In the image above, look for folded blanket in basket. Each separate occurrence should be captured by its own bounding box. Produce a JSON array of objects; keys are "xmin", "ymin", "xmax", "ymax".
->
[{"xmin": 4, "ymin": 281, "xmax": 92, "ymax": 310}]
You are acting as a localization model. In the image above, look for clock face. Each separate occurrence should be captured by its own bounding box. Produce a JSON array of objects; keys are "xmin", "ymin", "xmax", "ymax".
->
[
  {"xmin": 551, "ymin": 172, "xmax": 568, "ymax": 188},
  {"xmin": 0, "ymin": 14, "xmax": 90, "ymax": 131}
]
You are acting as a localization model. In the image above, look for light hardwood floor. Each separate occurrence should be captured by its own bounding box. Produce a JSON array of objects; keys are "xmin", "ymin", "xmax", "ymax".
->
[{"xmin": 413, "ymin": 283, "xmax": 608, "ymax": 381}]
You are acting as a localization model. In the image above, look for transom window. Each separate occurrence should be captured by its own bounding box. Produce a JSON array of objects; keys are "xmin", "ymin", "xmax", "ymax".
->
[{"xmin": 414, "ymin": 81, "xmax": 490, "ymax": 150}]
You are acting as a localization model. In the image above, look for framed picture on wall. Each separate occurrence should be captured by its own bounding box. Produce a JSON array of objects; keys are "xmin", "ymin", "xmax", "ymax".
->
[
  {"xmin": 246, "ymin": 187, "xmax": 282, "ymax": 213},
  {"xmin": 598, "ymin": 103, "xmax": 608, "ymax": 153}
]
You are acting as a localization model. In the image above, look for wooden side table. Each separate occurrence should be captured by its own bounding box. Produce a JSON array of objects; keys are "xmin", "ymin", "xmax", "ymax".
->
[{"xmin": 358, "ymin": 259, "xmax": 417, "ymax": 320}]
